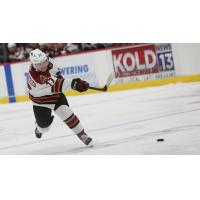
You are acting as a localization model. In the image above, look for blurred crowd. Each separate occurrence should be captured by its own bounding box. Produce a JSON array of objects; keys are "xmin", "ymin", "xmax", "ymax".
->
[{"xmin": 4, "ymin": 43, "xmax": 134, "ymax": 63}]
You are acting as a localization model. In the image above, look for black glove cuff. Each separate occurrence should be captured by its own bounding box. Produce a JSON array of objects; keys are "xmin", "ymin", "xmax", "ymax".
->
[{"xmin": 71, "ymin": 78, "xmax": 81, "ymax": 90}]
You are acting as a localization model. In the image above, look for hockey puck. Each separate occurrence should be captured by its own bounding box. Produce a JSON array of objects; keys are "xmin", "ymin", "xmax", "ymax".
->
[{"xmin": 157, "ymin": 138, "xmax": 164, "ymax": 142}]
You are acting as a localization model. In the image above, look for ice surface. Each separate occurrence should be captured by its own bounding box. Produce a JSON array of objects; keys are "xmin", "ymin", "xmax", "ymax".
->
[{"xmin": 1, "ymin": 82, "xmax": 200, "ymax": 154}]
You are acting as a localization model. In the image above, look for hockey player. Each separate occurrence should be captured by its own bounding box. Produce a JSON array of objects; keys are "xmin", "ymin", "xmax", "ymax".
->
[{"xmin": 27, "ymin": 49, "xmax": 92, "ymax": 145}]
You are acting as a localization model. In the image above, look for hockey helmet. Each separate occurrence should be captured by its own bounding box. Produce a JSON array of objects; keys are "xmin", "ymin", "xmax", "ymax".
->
[{"xmin": 30, "ymin": 49, "xmax": 48, "ymax": 72}]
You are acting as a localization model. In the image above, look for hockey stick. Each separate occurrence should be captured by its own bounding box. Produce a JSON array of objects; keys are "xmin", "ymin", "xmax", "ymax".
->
[{"xmin": 88, "ymin": 73, "xmax": 114, "ymax": 92}]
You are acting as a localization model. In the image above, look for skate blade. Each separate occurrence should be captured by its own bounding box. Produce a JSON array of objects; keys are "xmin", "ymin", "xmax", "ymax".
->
[
  {"xmin": 88, "ymin": 143, "xmax": 94, "ymax": 148},
  {"xmin": 84, "ymin": 137, "xmax": 92, "ymax": 146}
]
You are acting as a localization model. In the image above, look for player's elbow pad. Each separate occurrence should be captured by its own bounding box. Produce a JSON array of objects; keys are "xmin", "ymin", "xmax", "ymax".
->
[{"xmin": 51, "ymin": 78, "xmax": 71, "ymax": 93}]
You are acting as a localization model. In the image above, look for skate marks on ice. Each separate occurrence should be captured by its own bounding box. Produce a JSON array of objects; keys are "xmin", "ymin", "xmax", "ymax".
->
[
  {"xmin": 0, "ymin": 105, "xmax": 200, "ymax": 154},
  {"xmin": 51, "ymin": 123, "xmax": 200, "ymax": 155},
  {"xmin": 0, "ymin": 128, "xmax": 5, "ymax": 133},
  {"xmin": 1, "ymin": 83, "xmax": 200, "ymax": 154},
  {"xmin": 189, "ymin": 101, "xmax": 200, "ymax": 104},
  {"xmin": 0, "ymin": 106, "xmax": 200, "ymax": 154}
]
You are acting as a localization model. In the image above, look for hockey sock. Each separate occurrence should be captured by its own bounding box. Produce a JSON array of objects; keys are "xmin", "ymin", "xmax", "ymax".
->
[{"xmin": 55, "ymin": 105, "xmax": 84, "ymax": 134}]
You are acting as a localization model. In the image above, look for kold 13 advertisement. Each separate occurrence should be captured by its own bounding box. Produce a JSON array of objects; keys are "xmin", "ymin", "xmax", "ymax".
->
[{"xmin": 112, "ymin": 44, "xmax": 175, "ymax": 83}]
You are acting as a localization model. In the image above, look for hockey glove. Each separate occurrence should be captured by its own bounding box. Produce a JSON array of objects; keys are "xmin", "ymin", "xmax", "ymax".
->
[{"xmin": 71, "ymin": 78, "xmax": 89, "ymax": 92}]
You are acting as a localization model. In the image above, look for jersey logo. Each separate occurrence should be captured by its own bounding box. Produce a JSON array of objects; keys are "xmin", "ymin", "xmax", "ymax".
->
[
  {"xmin": 40, "ymin": 75, "xmax": 54, "ymax": 86},
  {"xmin": 40, "ymin": 75, "xmax": 48, "ymax": 84}
]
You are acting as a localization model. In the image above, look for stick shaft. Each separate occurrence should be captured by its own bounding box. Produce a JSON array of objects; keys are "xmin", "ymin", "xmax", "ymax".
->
[{"xmin": 88, "ymin": 73, "xmax": 114, "ymax": 92}]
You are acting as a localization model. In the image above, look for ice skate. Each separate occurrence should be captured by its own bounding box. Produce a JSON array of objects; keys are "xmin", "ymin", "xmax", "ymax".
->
[
  {"xmin": 77, "ymin": 132, "xmax": 92, "ymax": 145},
  {"xmin": 35, "ymin": 128, "xmax": 42, "ymax": 139}
]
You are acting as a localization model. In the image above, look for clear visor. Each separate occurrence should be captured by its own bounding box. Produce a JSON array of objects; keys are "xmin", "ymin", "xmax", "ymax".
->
[{"xmin": 35, "ymin": 59, "xmax": 48, "ymax": 71}]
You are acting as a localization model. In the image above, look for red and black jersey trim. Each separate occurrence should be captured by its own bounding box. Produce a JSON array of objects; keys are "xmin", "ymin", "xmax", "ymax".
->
[
  {"xmin": 29, "ymin": 65, "xmax": 51, "ymax": 84},
  {"xmin": 56, "ymin": 72, "xmax": 63, "ymax": 79},
  {"xmin": 27, "ymin": 83, "xmax": 31, "ymax": 90},
  {"xmin": 64, "ymin": 114, "xmax": 80, "ymax": 129},
  {"xmin": 51, "ymin": 78, "xmax": 64, "ymax": 93},
  {"xmin": 29, "ymin": 94, "xmax": 60, "ymax": 104}
]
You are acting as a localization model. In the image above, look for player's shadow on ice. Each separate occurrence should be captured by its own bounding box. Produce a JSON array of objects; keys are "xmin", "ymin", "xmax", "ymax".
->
[{"xmin": 51, "ymin": 124, "xmax": 200, "ymax": 155}]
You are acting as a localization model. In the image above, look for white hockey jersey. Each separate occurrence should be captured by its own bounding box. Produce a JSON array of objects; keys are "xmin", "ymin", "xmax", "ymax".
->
[{"xmin": 27, "ymin": 59, "xmax": 71, "ymax": 108}]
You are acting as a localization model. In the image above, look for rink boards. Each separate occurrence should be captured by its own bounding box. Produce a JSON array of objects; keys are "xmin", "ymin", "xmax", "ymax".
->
[{"xmin": 1, "ymin": 43, "xmax": 200, "ymax": 104}]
